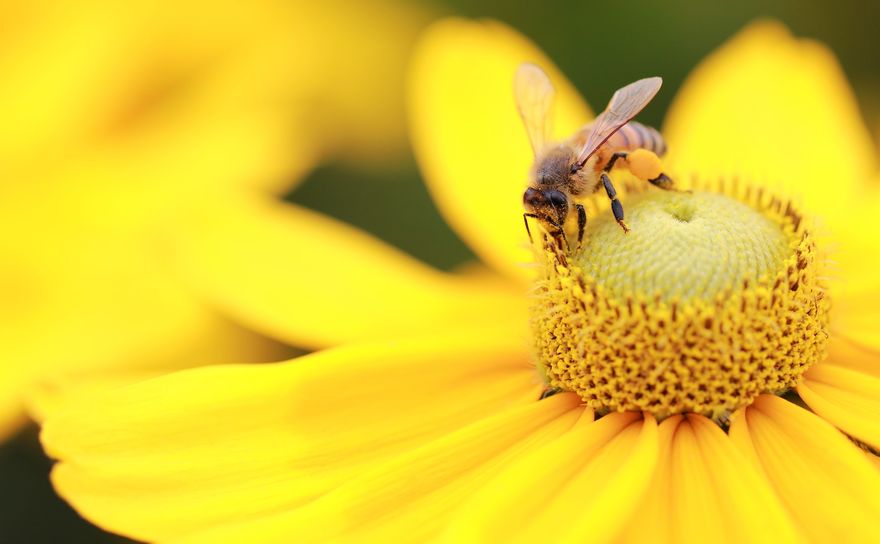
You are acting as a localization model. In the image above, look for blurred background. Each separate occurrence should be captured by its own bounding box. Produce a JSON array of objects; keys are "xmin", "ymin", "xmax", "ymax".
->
[{"xmin": 1, "ymin": 0, "xmax": 878, "ymax": 542}]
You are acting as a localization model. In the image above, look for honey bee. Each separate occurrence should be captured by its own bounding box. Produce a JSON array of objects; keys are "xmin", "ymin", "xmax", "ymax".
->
[{"xmin": 516, "ymin": 63, "xmax": 676, "ymax": 249}]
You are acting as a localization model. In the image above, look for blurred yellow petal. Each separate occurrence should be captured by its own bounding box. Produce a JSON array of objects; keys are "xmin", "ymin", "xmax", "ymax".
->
[
  {"xmin": 172, "ymin": 193, "xmax": 529, "ymax": 348},
  {"xmin": 827, "ymin": 192, "xmax": 880, "ymax": 354},
  {"xmin": 865, "ymin": 451, "xmax": 880, "ymax": 471},
  {"xmin": 729, "ymin": 395, "xmax": 880, "ymax": 540},
  {"xmin": 0, "ymin": 0, "xmax": 424, "ymax": 179},
  {"xmin": 0, "ymin": 0, "xmax": 427, "ymax": 440},
  {"xmin": 24, "ymin": 368, "xmax": 186, "ymax": 425},
  {"xmin": 821, "ymin": 336, "xmax": 880, "ymax": 378},
  {"xmin": 799, "ymin": 364, "xmax": 880, "ymax": 450},
  {"xmin": 42, "ymin": 330, "xmax": 537, "ymax": 542},
  {"xmin": 665, "ymin": 20, "xmax": 875, "ymax": 221},
  {"xmin": 173, "ymin": 395, "xmax": 583, "ymax": 543},
  {"xmin": 0, "ymin": 389, "xmax": 27, "ymax": 442},
  {"xmin": 623, "ymin": 415, "xmax": 800, "ymax": 543},
  {"xmin": 832, "ymin": 288, "xmax": 880, "ymax": 353},
  {"xmin": 445, "ymin": 413, "xmax": 657, "ymax": 543},
  {"xmin": 0, "ymin": 202, "xmax": 289, "ymax": 442},
  {"xmin": 409, "ymin": 18, "xmax": 592, "ymax": 282}
]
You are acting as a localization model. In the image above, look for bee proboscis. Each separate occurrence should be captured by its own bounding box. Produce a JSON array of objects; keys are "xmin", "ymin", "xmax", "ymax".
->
[{"xmin": 516, "ymin": 63, "xmax": 676, "ymax": 250}]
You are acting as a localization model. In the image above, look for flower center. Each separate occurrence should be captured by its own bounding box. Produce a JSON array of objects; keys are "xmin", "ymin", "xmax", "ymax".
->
[{"xmin": 530, "ymin": 182, "xmax": 829, "ymax": 420}]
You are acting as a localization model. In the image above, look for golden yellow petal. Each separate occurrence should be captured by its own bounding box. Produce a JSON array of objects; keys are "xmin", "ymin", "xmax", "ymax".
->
[
  {"xmin": 729, "ymin": 394, "xmax": 880, "ymax": 540},
  {"xmin": 832, "ymin": 291, "xmax": 880, "ymax": 353},
  {"xmin": 172, "ymin": 192, "xmax": 529, "ymax": 348},
  {"xmin": 821, "ymin": 336, "xmax": 880, "ymax": 377},
  {"xmin": 171, "ymin": 395, "xmax": 583, "ymax": 543},
  {"xmin": 42, "ymin": 330, "xmax": 537, "ymax": 542},
  {"xmin": 409, "ymin": 18, "xmax": 592, "ymax": 282},
  {"xmin": 826, "ymin": 191, "xmax": 880, "ymax": 351},
  {"xmin": 799, "ymin": 364, "xmax": 880, "ymax": 450},
  {"xmin": 0, "ymin": 0, "xmax": 424, "ymax": 182},
  {"xmin": 664, "ymin": 20, "xmax": 875, "ymax": 220},
  {"xmin": 0, "ymin": 383, "xmax": 26, "ymax": 443},
  {"xmin": 623, "ymin": 415, "xmax": 801, "ymax": 543},
  {"xmin": 24, "ymin": 368, "xmax": 182, "ymax": 425},
  {"xmin": 0, "ymin": 174, "xmax": 291, "ymax": 440},
  {"xmin": 864, "ymin": 450, "xmax": 880, "ymax": 471},
  {"xmin": 444, "ymin": 413, "xmax": 657, "ymax": 543}
]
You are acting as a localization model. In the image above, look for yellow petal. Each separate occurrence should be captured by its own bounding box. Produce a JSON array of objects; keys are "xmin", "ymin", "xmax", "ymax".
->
[
  {"xmin": 42, "ymin": 330, "xmax": 537, "ymax": 542},
  {"xmin": 24, "ymin": 367, "xmax": 192, "ymax": 425},
  {"xmin": 828, "ymin": 192, "xmax": 880, "ymax": 290},
  {"xmin": 172, "ymin": 192, "xmax": 529, "ymax": 348},
  {"xmin": 0, "ymin": 0, "xmax": 423, "ymax": 181},
  {"xmin": 625, "ymin": 415, "xmax": 800, "ymax": 543},
  {"xmin": 444, "ymin": 412, "xmax": 657, "ymax": 543},
  {"xmin": 832, "ymin": 290, "xmax": 880, "ymax": 353},
  {"xmin": 665, "ymin": 20, "xmax": 875, "ymax": 221},
  {"xmin": 729, "ymin": 394, "xmax": 880, "ymax": 540},
  {"xmin": 0, "ymin": 386, "xmax": 26, "ymax": 443},
  {"xmin": 798, "ymin": 364, "xmax": 880, "ymax": 450},
  {"xmin": 409, "ymin": 18, "xmax": 592, "ymax": 282},
  {"xmin": 820, "ymin": 336, "xmax": 880, "ymax": 377},
  {"xmin": 172, "ymin": 394, "xmax": 584, "ymax": 543},
  {"xmin": 864, "ymin": 450, "xmax": 880, "ymax": 471},
  {"xmin": 0, "ymin": 181, "xmax": 291, "ymax": 441},
  {"xmin": 827, "ymin": 191, "xmax": 880, "ymax": 351}
]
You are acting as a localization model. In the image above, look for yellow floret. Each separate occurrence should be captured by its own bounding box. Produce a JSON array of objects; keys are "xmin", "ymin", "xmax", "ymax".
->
[{"xmin": 530, "ymin": 180, "xmax": 829, "ymax": 420}]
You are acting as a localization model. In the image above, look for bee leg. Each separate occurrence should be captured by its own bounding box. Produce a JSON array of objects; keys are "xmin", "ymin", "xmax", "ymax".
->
[
  {"xmin": 649, "ymin": 173, "xmax": 678, "ymax": 191},
  {"xmin": 600, "ymin": 172, "xmax": 630, "ymax": 233},
  {"xmin": 552, "ymin": 222, "xmax": 569, "ymax": 250},
  {"xmin": 575, "ymin": 204, "xmax": 587, "ymax": 249},
  {"xmin": 539, "ymin": 386, "xmax": 563, "ymax": 400},
  {"xmin": 603, "ymin": 151, "xmax": 628, "ymax": 172},
  {"xmin": 523, "ymin": 213, "xmax": 536, "ymax": 242},
  {"xmin": 524, "ymin": 213, "xmax": 568, "ymax": 249}
]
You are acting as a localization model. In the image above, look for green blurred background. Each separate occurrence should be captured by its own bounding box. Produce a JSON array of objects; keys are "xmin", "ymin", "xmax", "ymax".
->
[{"xmin": 2, "ymin": 0, "xmax": 878, "ymax": 542}]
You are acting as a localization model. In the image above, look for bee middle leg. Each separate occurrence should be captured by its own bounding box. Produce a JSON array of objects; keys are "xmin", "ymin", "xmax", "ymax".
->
[
  {"xmin": 600, "ymin": 172, "xmax": 629, "ymax": 233},
  {"xmin": 603, "ymin": 151, "xmax": 628, "ymax": 172},
  {"xmin": 575, "ymin": 203, "xmax": 587, "ymax": 249}
]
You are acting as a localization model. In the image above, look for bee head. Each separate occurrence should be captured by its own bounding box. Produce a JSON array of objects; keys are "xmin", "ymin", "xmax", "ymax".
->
[{"xmin": 523, "ymin": 187, "xmax": 568, "ymax": 224}]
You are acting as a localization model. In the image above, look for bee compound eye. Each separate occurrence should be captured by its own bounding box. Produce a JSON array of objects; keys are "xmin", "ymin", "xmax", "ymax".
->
[
  {"xmin": 523, "ymin": 187, "xmax": 541, "ymax": 205},
  {"xmin": 548, "ymin": 190, "xmax": 567, "ymax": 208}
]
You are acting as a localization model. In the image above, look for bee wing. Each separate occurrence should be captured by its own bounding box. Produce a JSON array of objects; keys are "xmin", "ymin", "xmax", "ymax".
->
[
  {"xmin": 575, "ymin": 77, "xmax": 662, "ymax": 167},
  {"xmin": 514, "ymin": 63, "xmax": 555, "ymax": 157}
]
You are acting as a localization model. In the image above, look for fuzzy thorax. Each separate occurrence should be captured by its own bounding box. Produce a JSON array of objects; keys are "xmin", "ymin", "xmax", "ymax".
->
[{"xmin": 530, "ymin": 183, "xmax": 829, "ymax": 419}]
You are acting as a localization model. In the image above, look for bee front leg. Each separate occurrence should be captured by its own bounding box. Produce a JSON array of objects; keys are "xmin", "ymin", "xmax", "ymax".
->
[
  {"xmin": 523, "ymin": 213, "xmax": 537, "ymax": 242},
  {"xmin": 600, "ymin": 173, "xmax": 629, "ymax": 233},
  {"xmin": 523, "ymin": 213, "xmax": 569, "ymax": 249}
]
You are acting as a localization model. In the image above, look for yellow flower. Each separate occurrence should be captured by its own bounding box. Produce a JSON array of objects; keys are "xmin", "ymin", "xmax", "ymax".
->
[
  {"xmin": 1, "ymin": 0, "xmax": 424, "ymax": 440},
  {"xmin": 41, "ymin": 19, "xmax": 880, "ymax": 542}
]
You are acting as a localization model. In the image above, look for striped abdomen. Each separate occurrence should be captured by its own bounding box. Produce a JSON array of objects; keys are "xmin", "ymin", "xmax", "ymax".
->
[
  {"xmin": 575, "ymin": 120, "xmax": 667, "ymax": 171},
  {"xmin": 604, "ymin": 121, "xmax": 666, "ymax": 156}
]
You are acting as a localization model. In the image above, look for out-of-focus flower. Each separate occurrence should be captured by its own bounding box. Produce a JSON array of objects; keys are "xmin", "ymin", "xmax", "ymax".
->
[
  {"xmin": 41, "ymin": 19, "xmax": 880, "ymax": 542},
  {"xmin": 0, "ymin": 0, "xmax": 426, "ymax": 439}
]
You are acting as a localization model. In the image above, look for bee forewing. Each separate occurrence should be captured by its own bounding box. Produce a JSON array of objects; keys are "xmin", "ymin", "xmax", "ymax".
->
[
  {"xmin": 575, "ymin": 77, "xmax": 662, "ymax": 167},
  {"xmin": 514, "ymin": 63, "xmax": 556, "ymax": 157}
]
